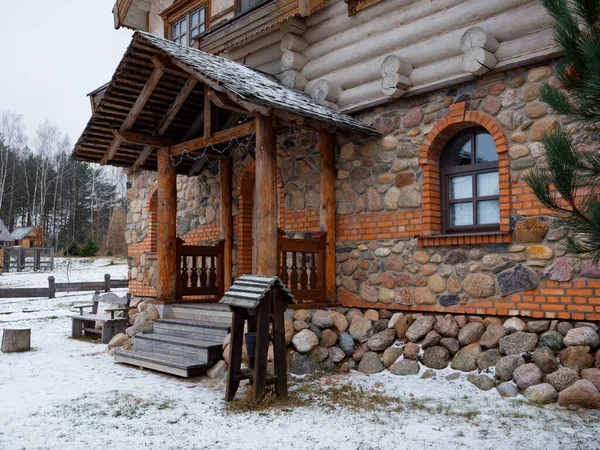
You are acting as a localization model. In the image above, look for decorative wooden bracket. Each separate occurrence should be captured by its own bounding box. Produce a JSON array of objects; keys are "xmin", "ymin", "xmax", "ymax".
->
[
  {"xmin": 380, "ymin": 54, "xmax": 413, "ymax": 98},
  {"xmin": 460, "ymin": 27, "xmax": 500, "ymax": 76}
]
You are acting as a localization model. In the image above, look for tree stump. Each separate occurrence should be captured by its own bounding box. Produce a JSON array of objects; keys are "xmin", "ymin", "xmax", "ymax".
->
[{"xmin": 1, "ymin": 328, "xmax": 31, "ymax": 353}]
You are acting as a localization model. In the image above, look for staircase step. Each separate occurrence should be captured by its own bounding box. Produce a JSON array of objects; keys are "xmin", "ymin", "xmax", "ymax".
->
[
  {"xmin": 153, "ymin": 324, "xmax": 228, "ymax": 341},
  {"xmin": 114, "ymin": 349, "xmax": 210, "ymax": 377},
  {"xmin": 134, "ymin": 333, "xmax": 222, "ymax": 361},
  {"xmin": 169, "ymin": 304, "xmax": 232, "ymax": 323},
  {"xmin": 156, "ymin": 317, "xmax": 231, "ymax": 331}
]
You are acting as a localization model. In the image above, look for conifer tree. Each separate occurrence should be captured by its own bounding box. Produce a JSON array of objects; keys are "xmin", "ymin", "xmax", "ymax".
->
[{"xmin": 524, "ymin": 0, "xmax": 600, "ymax": 261}]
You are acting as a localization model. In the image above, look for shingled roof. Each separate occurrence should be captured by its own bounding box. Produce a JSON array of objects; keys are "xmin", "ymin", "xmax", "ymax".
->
[
  {"xmin": 0, "ymin": 219, "xmax": 11, "ymax": 242},
  {"xmin": 72, "ymin": 32, "xmax": 379, "ymax": 174}
]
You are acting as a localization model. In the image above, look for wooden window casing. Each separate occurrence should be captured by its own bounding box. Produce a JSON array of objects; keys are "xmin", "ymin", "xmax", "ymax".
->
[
  {"xmin": 440, "ymin": 129, "xmax": 500, "ymax": 234},
  {"xmin": 162, "ymin": 0, "xmax": 209, "ymax": 46}
]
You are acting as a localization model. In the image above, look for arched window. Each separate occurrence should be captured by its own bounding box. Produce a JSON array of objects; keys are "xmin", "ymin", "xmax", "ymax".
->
[{"xmin": 441, "ymin": 127, "xmax": 499, "ymax": 234}]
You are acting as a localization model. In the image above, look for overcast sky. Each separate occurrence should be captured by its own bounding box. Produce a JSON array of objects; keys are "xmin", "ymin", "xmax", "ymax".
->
[{"xmin": 0, "ymin": 0, "xmax": 133, "ymax": 146}]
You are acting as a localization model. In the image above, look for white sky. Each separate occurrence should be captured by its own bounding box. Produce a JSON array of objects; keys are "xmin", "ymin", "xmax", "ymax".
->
[{"xmin": 0, "ymin": 0, "xmax": 133, "ymax": 145}]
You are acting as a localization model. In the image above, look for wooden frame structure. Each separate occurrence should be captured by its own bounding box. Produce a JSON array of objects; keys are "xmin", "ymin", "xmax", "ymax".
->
[{"xmin": 73, "ymin": 32, "xmax": 377, "ymax": 306}]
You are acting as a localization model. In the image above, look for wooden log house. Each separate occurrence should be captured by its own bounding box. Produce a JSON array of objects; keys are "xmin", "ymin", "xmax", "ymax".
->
[{"xmin": 73, "ymin": 0, "xmax": 600, "ymax": 373}]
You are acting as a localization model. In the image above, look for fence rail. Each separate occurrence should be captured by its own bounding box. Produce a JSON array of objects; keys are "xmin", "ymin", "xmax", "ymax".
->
[
  {"xmin": 2, "ymin": 247, "xmax": 54, "ymax": 272},
  {"xmin": 0, "ymin": 274, "xmax": 127, "ymax": 299},
  {"xmin": 278, "ymin": 232, "xmax": 327, "ymax": 308}
]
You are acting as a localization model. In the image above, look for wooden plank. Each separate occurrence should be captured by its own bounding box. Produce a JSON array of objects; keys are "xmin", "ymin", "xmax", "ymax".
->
[
  {"xmin": 169, "ymin": 121, "xmax": 255, "ymax": 156},
  {"xmin": 208, "ymin": 90, "xmax": 252, "ymax": 115},
  {"xmin": 115, "ymin": 130, "xmax": 177, "ymax": 147},
  {"xmin": 253, "ymin": 290, "xmax": 272, "ymax": 401},
  {"xmin": 272, "ymin": 292, "xmax": 288, "ymax": 397},
  {"xmin": 220, "ymin": 158, "xmax": 233, "ymax": 292},
  {"xmin": 226, "ymin": 309, "xmax": 246, "ymax": 401},
  {"xmin": 278, "ymin": 238, "xmax": 321, "ymax": 252},
  {"xmin": 320, "ymin": 132, "xmax": 335, "ymax": 305},
  {"xmin": 0, "ymin": 288, "xmax": 49, "ymax": 298}
]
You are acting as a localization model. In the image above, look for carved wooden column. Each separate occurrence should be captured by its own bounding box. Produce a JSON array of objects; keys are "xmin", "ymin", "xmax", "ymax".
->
[
  {"xmin": 157, "ymin": 146, "xmax": 178, "ymax": 303},
  {"xmin": 320, "ymin": 132, "xmax": 336, "ymax": 304},
  {"xmin": 254, "ymin": 115, "xmax": 278, "ymax": 275},
  {"xmin": 220, "ymin": 157, "xmax": 233, "ymax": 290}
]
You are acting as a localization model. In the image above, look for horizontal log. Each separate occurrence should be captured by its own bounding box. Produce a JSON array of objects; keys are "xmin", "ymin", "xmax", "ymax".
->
[
  {"xmin": 281, "ymin": 51, "xmax": 308, "ymax": 72},
  {"xmin": 280, "ymin": 70, "xmax": 308, "ymax": 90},
  {"xmin": 281, "ymin": 33, "xmax": 308, "ymax": 53},
  {"xmin": 255, "ymin": 59, "xmax": 282, "ymax": 75},
  {"xmin": 243, "ymin": 42, "xmax": 283, "ymax": 68},
  {"xmin": 55, "ymin": 282, "xmax": 106, "ymax": 292},
  {"xmin": 115, "ymin": 130, "xmax": 177, "ymax": 147},
  {"xmin": 280, "ymin": 16, "xmax": 306, "ymax": 36},
  {"xmin": 381, "ymin": 54, "xmax": 413, "ymax": 77},
  {"xmin": 462, "ymin": 47, "xmax": 497, "ymax": 75},
  {"xmin": 302, "ymin": 0, "xmax": 547, "ymax": 80},
  {"xmin": 0, "ymin": 288, "xmax": 49, "ymax": 298},
  {"xmin": 381, "ymin": 73, "xmax": 410, "ymax": 98},
  {"xmin": 170, "ymin": 121, "xmax": 255, "ymax": 156},
  {"xmin": 311, "ymin": 79, "xmax": 342, "ymax": 103},
  {"xmin": 224, "ymin": 30, "xmax": 282, "ymax": 61},
  {"xmin": 460, "ymin": 26, "xmax": 500, "ymax": 53}
]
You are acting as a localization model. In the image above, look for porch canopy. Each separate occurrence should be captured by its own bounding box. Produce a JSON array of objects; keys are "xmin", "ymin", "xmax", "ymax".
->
[
  {"xmin": 72, "ymin": 31, "xmax": 379, "ymax": 304},
  {"xmin": 72, "ymin": 31, "xmax": 378, "ymax": 174}
]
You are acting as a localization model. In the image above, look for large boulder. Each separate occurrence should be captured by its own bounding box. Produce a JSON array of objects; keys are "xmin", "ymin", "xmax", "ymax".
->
[
  {"xmin": 284, "ymin": 318, "xmax": 294, "ymax": 345},
  {"xmin": 546, "ymin": 367, "xmax": 580, "ymax": 392},
  {"xmin": 403, "ymin": 342, "xmax": 420, "ymax": 360},
  {"xmin": 328, "ymin": 310, "xmax": 349, "ymax": 334},
  {"xmin": 532, "ymin": 347, "xmax": 559, "ymax": 373},
  {"xmin": 496, "ymin": 354, "xmax": 526, "ymax": 381},
  {"xmin": 289, "ymin": 353, "xmax": 320, "ymax": 375},
  {"xmin": 292, "ymin": 329, "xmax": 319, "ymax": 353},
  {"xmin": 406, "ymin": 315, "xmax": 436, "ymax": 342},
  {"xmin": 389, "ymin": 313, "xmax": 414, "ymax": 339},
  {"xmin": 513, "ymin": 363, "xmax": 543, "ymax": 390},
  {"xmin": 477, "ymin": 349, "xmax": 502, "ymax": 370},
  {"xmin": 451, "ymin": 343, "xmax": 482, "ymax": 372},
  {"xmin": 564, "ymin": 327, "xmax": 600, "ymax": 348},
  {"xmin": 581, "ymin": 368, "xmax": 600, "ymax": 391},
  {"xmin": 539, "ymin": 330, "xmax": 564, "ymax": 351},
  {"xmin": 358, "ymin": 351, "xmax": 385, "ymax": 374},
  {"xmin": 524, "ymin": 383, "xmax": 558, "ymax": 404},
  {"xmin": 513, "ymin": 217, "xmax": 549, "ymax": 243},
  {"xmin": 349, "ymin": 316, "xmax": 373, "ymax": 343},
  {"xmin": 422, "ymin": 330, "xmax": 442, "ymax": 349},
  {"xmin": 312, "ymin": 310, "xmax": 333, "ymax": 329},
  {"xmin": 497, "ymin": 382, "xmax": 519, "ymax": 398},
  {"xmin": 434, "ymin": 314, "xmax": 459, "ymax": 338},
  {"xmin": 480, "ymin": 323, "xmax": 508, "ymax": 349},
  {"xmin": 504, "ymin": 317, "xmax": 527, "ymax": 333},
  {"xmin": 467, "ymin": 374, "xmax": 496, "ymax": 391},
  {"xmin": 527, "ymin": 320, "xmax": 551, "ymax": 334},
  {"xmin": 382, "ymin": 346, "xmax": 403, "ymax": 368},
  {"xmin": 497, "ymin": 264, "xmax": 538, "ymax": 296},
  {"xmin": 367, "ymin": 329, "xmax": 396, "ymax": 352},
  {"xmin": 463, "ymin": 273, "xmax": 496, "ymax": 298},
  {"xmin": 457, "ymin": 322, "xmax": 486, "ymax": 346},
  {"xmin": 207, "ymin": 360, "xmax": 227, "ymax": 379},
  {"xmin": 422, "ymin": 346, "xmax": 450, "ymax": 370},
  {"xmin": 558, "ymin": 380, "xmax": 600, "ymax": 409},
  {"xmin": 328, "ymin": 347, "xmax": 346, "ymax": 363},
  {"xmin": 339, "ymin": 332, "xmax": 355, "ymax": 356},
  {"xmin": 107, "ymin": 333, "xmax": 129, "ymax": 350},
  {"xmin": 310, "ymin": 346, "xmax": 329, "ymax": 363},
  {"xmin": 390, "ymin": 359, "xmax": 420, "ymax": 376},
  {"xmin": 440, "ymin": 337, "xmax": 460, "ymax": 355},
  {"xmin": 319, "ymin": 329, "xmax": 338, "ymax": 348},
  {"xmin": 559, "ymin": 346, "xmax": 595, "ymax": 372},
  {"xmin": 499, "ymin": 332, "xmax": 538, "ymax": 355}
]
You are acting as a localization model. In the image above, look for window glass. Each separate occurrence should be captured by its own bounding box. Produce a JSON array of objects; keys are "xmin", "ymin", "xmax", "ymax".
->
[
  {"xmin": 450, "ymin": 203, "xmax": 474, "ymax": 227},
  {"xmin": 449, "ymin": 176, "xmax": 472, "ymax": 200},
  {"xmin": 477, "ymin": 200, "xmax": 500, "ymax": 224},
  {"xmin": 475, "ymin": 133, "xmax": 497, "ymax": 162},
  {"xmin": 445, "ymin": 140, "xmax": 472, "ymax": 167},
  {"xmin": 477, "ymin": 172, "xmax": 499, "ymax": 197}
]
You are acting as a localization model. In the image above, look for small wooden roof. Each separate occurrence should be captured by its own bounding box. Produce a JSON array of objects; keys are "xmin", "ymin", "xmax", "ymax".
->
[
  {"xmin": 219, "ymin": 275, "xmax": 296, "ymax": 309},
  {"xmin": 72, "ymin": 31, "xmax": 378, "ymax": 174}
]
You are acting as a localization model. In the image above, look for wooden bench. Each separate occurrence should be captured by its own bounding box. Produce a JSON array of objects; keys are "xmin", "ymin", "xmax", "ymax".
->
[{"xmin": 71, "ymin": 291, "xmax": 132, "ymax": 344}]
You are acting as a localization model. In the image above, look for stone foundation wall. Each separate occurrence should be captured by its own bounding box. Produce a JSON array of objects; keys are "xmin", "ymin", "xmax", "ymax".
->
[{"xmin": 334, "ymin": 60, "xmax": 600, "ymax": 321}]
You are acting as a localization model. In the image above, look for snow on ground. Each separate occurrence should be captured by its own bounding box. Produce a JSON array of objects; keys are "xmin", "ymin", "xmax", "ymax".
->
[{"xmin": 1, "ymin": 259, "xmax": 600, "ymax": 449}]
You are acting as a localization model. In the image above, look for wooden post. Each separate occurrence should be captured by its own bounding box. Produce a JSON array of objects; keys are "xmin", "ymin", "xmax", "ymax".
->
[
  {"xmin": 272, "ymin": 291, "xmax": 288, "ymax": 398},
  {"xmin": 254, "ymin": 115, "xmax": 278, "ymax": 275},
  {"xmin": 225, "ymin": 308, "xmax": 246, "ymax": 401},
  {"xmin": 48, "ymin": 276, "xmax": 55, "ymax": 299},
  {"xmin": 1, "ymin": 328, "xmax": 31, "ymax": 353},
  {"xmin": 104, "ymin": 274, "xmax": 111, "ymax": 292},
  {"xmin": 319, "ymin": 132, "xmax": 336, "ymax": 304},
  {"xmin": 252, "ymin": 290, "xmax": 272, "ymax": 401},
  {"xmin": 50, "ymin": 248, "xmax": 54, "ymax": 271},
  {"xmin": 220, "ymin": 157, "xmax": 233, "ymax": 291},
  {"xmin": 157, "ymin": 146, "xmax": 178, "ymax": 303}
]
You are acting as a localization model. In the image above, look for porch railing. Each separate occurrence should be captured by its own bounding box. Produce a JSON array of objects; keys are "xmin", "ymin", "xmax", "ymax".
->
[
  {"xmin": 177, "ymin": 239, "xmax": 225, "ymax": 300},
  {"xmin": 278, "ymin": 231, "xmax": 327, "ymax": 308}
]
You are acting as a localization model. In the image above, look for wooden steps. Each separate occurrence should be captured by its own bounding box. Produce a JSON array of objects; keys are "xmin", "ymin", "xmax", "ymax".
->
[{"xmin": 114, "ymin": 303, "xmax": 232, "ymax": 377}]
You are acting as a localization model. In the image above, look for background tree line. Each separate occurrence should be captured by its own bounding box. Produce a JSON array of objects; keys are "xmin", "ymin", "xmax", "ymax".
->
[{"xmin": 0, "ymin": 110, "xmax": 127, "ymax": 256}]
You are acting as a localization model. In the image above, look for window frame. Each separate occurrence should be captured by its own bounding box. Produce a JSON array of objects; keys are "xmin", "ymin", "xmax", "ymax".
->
[
  {"xmin": 440, "ymin": 128, "xmax": 500, "ymax": 235},
  {"xmin": 162, "ymin": 0, "xmax": 209, "ymax": 47}
]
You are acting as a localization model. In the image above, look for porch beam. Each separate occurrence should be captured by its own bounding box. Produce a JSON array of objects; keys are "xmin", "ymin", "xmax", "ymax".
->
[
  {"xmin": 208, "ymin": 90, "xmax": 254, "ymax": 115},
  {"xmin": 169, "ymin": 121, "xmax": 255, "ymax": 156},
  {"xmin": 319, "ymin": 132, "xmax": 336, "ymax": 304},
  {"xmin": 156, "ymin": 146, "xmax": 178, "ymax": 303},
  {"xmin": 101, "ymin": 66, "xmax": 164, "ymax": 165},
  {"xmin": 254, "ymin": 115, "xmax": 278, "ymax": 275},
  {"xmin": 220, "ymin": 157, "xmax": 233, "ymax": 290},
  {"xmin": 115, "ymin": 130, "xmax": 177, "ymax": 147},
  {"xmin": 131, "ymin": 78, "xmax": 197, "ymax": 171}
]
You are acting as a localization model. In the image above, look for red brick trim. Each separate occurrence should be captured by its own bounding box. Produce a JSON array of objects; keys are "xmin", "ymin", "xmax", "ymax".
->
[
  {"xmin": 236, "ymin": 159, "xmax": 285, "ymax": 276},
  {"xmin": 418, "ymin": 102, "xmax": 511, "ymax": 246}
]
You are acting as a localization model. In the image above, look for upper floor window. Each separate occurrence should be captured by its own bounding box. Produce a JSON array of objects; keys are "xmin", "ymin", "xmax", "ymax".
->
[
  {"xmin": 235, "ymin": 0, "xmax": 263, "ymax": 15},
  {"xmin": 170, "ymin": 6, "xmax": 206, "ymax": 47},
  {"xmin": 441, "ymin": 128, "xmax": 499, "ymax": 234}
]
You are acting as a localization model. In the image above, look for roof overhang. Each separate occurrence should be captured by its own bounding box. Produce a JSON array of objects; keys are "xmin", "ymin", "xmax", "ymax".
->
[
  {"xmin": 73, "ymin": 32, "xmax": 378, "ymax": 175},
  {"xmin": 113, "ymin": 0, "xmax": 150, "ymax": 31}
]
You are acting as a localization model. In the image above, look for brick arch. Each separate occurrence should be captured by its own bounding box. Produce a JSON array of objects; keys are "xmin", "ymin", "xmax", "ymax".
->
[
  {"xmin": 236, "ymin": 159, "xmax": 285, "ymax": 276},
  {"xmin": 418, "ymin": 102, "xmax": 511, "ymax": 245}
]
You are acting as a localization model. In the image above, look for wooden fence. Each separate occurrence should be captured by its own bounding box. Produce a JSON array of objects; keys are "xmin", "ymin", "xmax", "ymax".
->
[
  {"xmin": 0, "ymin": 274, "xmax": 128, "ymax": 299},
  {"xmin": 2, "ymin": 247, "xmax": 54, "ymax": 272},
  {"xmin": 177, "ymin": 240, "xmax": 225, "ymax": 300}
]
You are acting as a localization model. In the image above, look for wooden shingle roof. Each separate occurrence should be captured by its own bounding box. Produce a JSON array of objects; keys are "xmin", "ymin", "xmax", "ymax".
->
[{"xmin": 219, "ymin": 275, "xmax": 296, "ymax": 309}]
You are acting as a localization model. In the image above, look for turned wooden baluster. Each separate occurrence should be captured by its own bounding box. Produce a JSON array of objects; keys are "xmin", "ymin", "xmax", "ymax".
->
[
  {"xmin": 299, "ymin": 252, "xmax": 308, "ymax": 290},
  {"xmin": 190, "ymin": 256, "xmax": 199, "ymax": 288},
  {"xmin": 209, "ymin": 255, "xmax": 217, "ymax": 288},
  {"xmin": 181, "ymin": 255, "xmax": 189, "ymax": 289},
  {"xmin": 280, "ymin": 250, "xmax": 289, "ymax": 287},
  {"xmin": 309, "ymin": 252, "xmax": 317, "ymax": 289},
  {"xmin": 200, "ymin": 255, "xmax": 208, "ymax": 288},
  {"xmin": 290, "ymin": 251, "xmax": 298, "ymax": 289}
]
